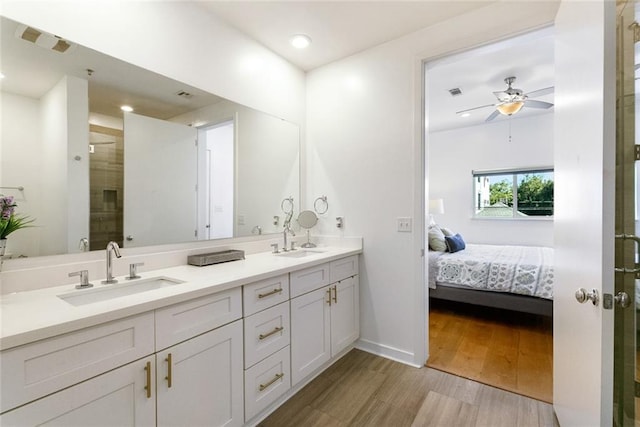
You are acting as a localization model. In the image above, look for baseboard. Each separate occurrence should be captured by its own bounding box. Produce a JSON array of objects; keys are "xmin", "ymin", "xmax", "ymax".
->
[{"xmin": 355, "ymin": 338, "xmax": 422, "ymax": 368}]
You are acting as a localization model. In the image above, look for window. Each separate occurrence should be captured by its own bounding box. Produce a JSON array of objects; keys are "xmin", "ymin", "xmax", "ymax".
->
[{"xmin": 473, "ymin": 168, "xmax": 554, "ymax": 218}]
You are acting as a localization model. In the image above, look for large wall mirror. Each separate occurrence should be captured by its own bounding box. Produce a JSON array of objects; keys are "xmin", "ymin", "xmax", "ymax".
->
[{"xmin": 0, "ymin": 16, "xmax": 300, "ymax": 259}]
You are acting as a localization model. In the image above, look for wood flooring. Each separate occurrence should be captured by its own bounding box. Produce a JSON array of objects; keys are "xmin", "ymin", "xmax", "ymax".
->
[
  {"xmin": 259, "ymin": 349, "xmax": 558, "ymax": 427},
  {"xmin": 427, "ymin": 299, "xmax": 553, "ymax": 403}
]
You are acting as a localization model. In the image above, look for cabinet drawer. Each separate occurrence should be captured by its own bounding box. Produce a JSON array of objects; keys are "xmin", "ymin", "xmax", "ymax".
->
[
  {"xmin": 155, "ymin": 287, "xmax": 242, "ymax": 350},
  {"xmin": 330, "ymin": 255, "xmax": 359, "ymax": 283},
  {"xmin": 290, "ymin": 263, "xmax": 330, "ymax": 298},
  {"xmin": 244, "ymin": 346, "xmax": 291, "ymax": 422},
  {"xmin": 243, "ymin": 274, "xmax": 289, "ymax": 316},
  {"xmin": 244, "ymin": 301, "xmax": 290, "ymax": 368},
  {"xmin": 0, "ymin": 312, "xmax": 155, "ymax": 413}
]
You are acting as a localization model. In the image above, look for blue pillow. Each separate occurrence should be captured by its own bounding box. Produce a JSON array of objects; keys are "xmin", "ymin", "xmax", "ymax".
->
[{"xmin": 445, "ymin": 233, "xmax": 466, "ymax": 253}]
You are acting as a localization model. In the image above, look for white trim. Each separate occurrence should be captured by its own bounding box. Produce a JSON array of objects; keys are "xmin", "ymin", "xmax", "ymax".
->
[{"xmin": 355, "ymin": 338, "xmax": 422, "ymax": 368}]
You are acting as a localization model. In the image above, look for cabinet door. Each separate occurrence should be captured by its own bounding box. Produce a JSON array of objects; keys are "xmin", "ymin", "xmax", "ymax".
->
[
  {"xmin": 290, "ymin": 286, "xmax": 331, "ymax": 386},
  {"xmin": 330, "ymin": 276, "xmax": 360, "ymax": 357},
  {"xmin": 0, "ymin": 356, "xmax": 155, "ymax": 427},
  {"xmin": 156, "ymin": 320, "xmax": 243, "ymax": 427}
]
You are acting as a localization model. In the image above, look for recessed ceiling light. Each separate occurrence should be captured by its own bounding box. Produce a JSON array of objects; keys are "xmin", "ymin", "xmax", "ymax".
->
[
  {"xmin": 0, "ymin": 72, "xmax": 5, "ymax": 79},
  {"xmin": 290, "ymin": 34, "xmax": 311, "ymax": 49},
  {"xmin": 120, "ymin": 105, "xmax": 133, "ymax": 112},
  {"xmin": 461, "ymin": 112, "xmax": 471, "ymax": 118}
]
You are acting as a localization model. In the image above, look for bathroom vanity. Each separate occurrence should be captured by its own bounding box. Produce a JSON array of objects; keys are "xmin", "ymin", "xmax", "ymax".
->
[{"xmin": 0, "ymin": 245, "xmax": 361, "ymax": 426}]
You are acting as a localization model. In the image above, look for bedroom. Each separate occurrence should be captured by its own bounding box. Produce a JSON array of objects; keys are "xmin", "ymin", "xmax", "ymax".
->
[{"xmin": 425, "ymin": 27, "xmax": 555, "ymax": 403}]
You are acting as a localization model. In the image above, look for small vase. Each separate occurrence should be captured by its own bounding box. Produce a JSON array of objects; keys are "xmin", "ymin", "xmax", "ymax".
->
[{"xmin": 0, "ymin": 238, "xmax": 6, "ymax": 257}]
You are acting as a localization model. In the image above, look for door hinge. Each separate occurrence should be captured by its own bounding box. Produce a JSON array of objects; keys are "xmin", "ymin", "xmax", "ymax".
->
[
  {"xmin": 630, "ymin": 22, "xmax": 640, "ymax": 44},
  {"xmin": 194, "ymin": 229, "xmax": 198, "ymax": 237},
  {"xmin": 635, "ymin": 144, "xmax": 640, "ymax": 160}
]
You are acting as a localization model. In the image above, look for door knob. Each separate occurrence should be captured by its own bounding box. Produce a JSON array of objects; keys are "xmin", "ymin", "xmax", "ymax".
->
[
  {"xmin": 614, "ymin": 291, "xmax": 631, "ymax": 308},
  {"xmin": 575, "ymin": 288, "xmax": 600, "ymax": 306}
]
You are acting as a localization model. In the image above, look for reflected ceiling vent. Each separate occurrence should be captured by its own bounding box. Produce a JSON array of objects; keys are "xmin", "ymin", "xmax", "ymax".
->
[
  {"xmin": 448, "ymin": 87, "xmax": 463, "ymax": 96},
  {"xmin": 15, "ymin": 24, "xmax": 76, "ymax": 54},
  {"xmin": 176, "ymin": 90, "xmax": 193, "ymax": 99}
]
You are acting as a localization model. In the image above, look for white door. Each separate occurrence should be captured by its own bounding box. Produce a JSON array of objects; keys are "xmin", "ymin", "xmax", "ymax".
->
[
  {"xmin": 553, "ymin": 1, "xmax": 616, "ymax": 425},
  {"xmin": 156, "ymin": 320, "xmax": 244, "ymax": 427},
  {"xmin": 0, "ymin": 356, "xmax": 156, "ymax": 426},
  {"xmin": 123, "ymin": 112, "xmax": 197, "ymax": 247},
  {"xmin": 290, "ymin": 286, "xmax": 331, "ymax": 386},
  {"xmin": 330, "ymin": 276, "xmax": 360, "ymax": 357}
]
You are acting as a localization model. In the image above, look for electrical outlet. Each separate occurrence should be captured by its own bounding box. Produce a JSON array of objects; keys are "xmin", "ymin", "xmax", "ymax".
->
[
  {"xmin": 397, "ymin": 217, "xmax": 412, "ymax": 232},
  {"xmin": 237, "ymin": 214, "xmax": 245, "ymax": 225}
]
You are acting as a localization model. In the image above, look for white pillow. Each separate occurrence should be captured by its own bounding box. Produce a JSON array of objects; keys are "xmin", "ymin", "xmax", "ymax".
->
[
  {"xmin": 428, "ymin": 226, "xmax": 447, "ymax": 251},
  {"xmin": 440, "ymin": 227, "xmax": 455, "ymax": 237}
]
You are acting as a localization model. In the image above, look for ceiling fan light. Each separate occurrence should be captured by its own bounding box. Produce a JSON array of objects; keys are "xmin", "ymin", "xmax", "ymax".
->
[{"xmin": 496, "ymin": 101, "xmax": 524, "ymax": 116}]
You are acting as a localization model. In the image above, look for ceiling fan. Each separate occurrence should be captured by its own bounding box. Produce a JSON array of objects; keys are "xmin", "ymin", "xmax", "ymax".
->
[{"xmin": 457, "ymin": 76, "xmax": 554, "ymax": 122}]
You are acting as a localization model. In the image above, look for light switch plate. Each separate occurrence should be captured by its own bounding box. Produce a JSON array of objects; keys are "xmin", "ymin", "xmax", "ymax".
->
[{"xmin": 397, "ymin": 217, "xmax": 412, "ymax": 232}]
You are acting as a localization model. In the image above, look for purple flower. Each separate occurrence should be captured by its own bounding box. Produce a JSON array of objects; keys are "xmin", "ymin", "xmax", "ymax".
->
[{"xmin": 1, "ymin": 196, "xmax": 17, "ymax": 220}]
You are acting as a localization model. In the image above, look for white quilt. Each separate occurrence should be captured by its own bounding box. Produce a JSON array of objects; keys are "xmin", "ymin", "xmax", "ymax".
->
[{"xmin": 429, "ymin": 244, "xmax": 554, "ymax": 300}]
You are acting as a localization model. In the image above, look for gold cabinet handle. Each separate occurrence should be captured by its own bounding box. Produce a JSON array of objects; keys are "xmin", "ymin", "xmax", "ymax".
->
[
  {"xmin": 332, "ymin": 285, "xmax": 338, "ymax": 304},
  {"xmin": 144, "ymin": 361, "xmax": 152, "ymax": 399},
  {"xmin": 258, "ymin": 288, "xmax": 283, "ymax": 299},
  {"xmin": 326, "ymin": 288, "xmax": 332, "ymax": 306},
  {"xmin": 165, "ymin": 353, "xmax": 172, "ymax": 388},
  {"xmin": 259, "ymin": 372, "xmax": 284, "ymax": 391},
  {"xmin": 259, "ymin": 326, "xmax": 284, "ymax": 340}
]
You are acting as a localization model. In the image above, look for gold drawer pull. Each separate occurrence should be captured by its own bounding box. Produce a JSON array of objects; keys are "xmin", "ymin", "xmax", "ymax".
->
[
  {"xmin": 144, "ymin": 361, "xmax": 152, "ymax": 399},
  {"xmin": 259, "ymin": 372, "xmax": 284, "ymax": 391},
  {"xmin": 259, "ymin": 326, "xmax": 284, "ymax": 340},
  {"xmin": 326, "ymin": 288, "xmax": 332, "ymax": 306},
  {"xmin": 258, "ymin": 288, "xmax": 283, "ymax": 299},
  {"xmin": 165, "ymin": 353, "xmax": 172, "ymax": 388},
  {"xmin": 332, "ymin": 285, "xmax": 338, "ymax": 303}
]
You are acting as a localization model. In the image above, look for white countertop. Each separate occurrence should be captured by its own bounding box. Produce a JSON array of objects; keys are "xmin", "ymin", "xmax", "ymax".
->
[{"xmin": 0, "ymin": 246, "xmax": 361, "ymax": 350}]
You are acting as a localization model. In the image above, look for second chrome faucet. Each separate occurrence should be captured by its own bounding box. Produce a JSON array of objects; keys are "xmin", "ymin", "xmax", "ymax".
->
[{"xmin": 102, "ymin": 241, "xmax": 122, "ymax": 284}]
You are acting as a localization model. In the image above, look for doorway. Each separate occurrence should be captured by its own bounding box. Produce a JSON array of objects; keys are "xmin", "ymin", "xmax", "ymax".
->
[
  {"xmin": 199, "ymin": 120, "xmax": 235, "ymax": 240},
  {"xmin": 423, "ymin": 28, "xmax": 555, "ymax": 403}
]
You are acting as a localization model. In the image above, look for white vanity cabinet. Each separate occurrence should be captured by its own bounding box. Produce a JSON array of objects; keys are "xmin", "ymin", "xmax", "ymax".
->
[
  {"xmin": 0, "ymin": 288, "xmax": 244, "ymax": 427},
  {"xmin": 290, "ymin": 256, "xmax": 359, "ymax": 386}
]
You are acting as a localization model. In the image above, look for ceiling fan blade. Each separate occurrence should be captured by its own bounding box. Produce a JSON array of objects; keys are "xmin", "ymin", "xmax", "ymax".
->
[
  {"xmin": 525, "ymin": 86, "xmax": 554, "ymax": 98},
  {"xmin": 485, "ymin": 109, "xmax": 500, "ymax": 122},
  {"xmin": 456, "ymin": 103, "xmax": 496, "ymax": 114},
  {"xmin": 524, "ymin": 99, "xmax": 554, "ymax": 109}
]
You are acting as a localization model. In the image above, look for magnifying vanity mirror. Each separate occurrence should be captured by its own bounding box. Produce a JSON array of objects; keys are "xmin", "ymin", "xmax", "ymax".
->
[
  {"xmin": 0, "ymin": 16, "xmax": 300, "ymax": 260},
  {"xmin": 297, "ymin": 210, "xmax": 318, "ymax": 248}
]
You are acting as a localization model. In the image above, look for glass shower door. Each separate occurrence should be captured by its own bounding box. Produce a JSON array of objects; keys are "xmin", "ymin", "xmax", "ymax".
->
[{"xmin": 614, "ymin": 2, "xmax": 639, "ymax": 426}]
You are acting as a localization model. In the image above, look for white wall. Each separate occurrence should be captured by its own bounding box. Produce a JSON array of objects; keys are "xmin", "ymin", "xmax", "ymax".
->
[
  {"xmin": 0, "ymin": 1, "xmax": 305, "ymax": 126},
  {"xmin": 306, "ymin": 2, "xmax": 559, "ymax": 365},
  {"xmin": 0, "ymin": 92, "xmax": 42, "ymax": 256},
  {"xmin": 429, "ymin": 113, "xmax": 554, "ymax": 247},
  {"xmin": 65, "ymin": 75, "xmax": 90, "ymax": 253}
]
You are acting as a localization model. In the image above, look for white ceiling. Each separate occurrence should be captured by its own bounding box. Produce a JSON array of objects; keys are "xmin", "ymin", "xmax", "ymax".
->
[
  {"xmin": 200, "ymin": 1, "xmax": 554, "ymax": 132},
  {"xmin": 201, "ymin": 1, "xmax": 497, "ymax": 71},
  {"xmin": 426, "ymin": 28, "xmax": 554, "ymax": 132}
]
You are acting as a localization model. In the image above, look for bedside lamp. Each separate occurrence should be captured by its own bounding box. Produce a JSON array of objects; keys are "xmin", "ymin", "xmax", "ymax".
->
[{"xmin": 429, "ymin": 199, "xmax": 444, "ymax": 226}]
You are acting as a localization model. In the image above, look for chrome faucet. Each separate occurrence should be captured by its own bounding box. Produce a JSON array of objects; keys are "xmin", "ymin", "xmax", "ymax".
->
[
  {"xmin": 102, "ymin": 241, "xmax": 122, "ymax": 284},
  {"xmin": 282, "ymin": 226, "xmax": 295, "ymax": 252}
]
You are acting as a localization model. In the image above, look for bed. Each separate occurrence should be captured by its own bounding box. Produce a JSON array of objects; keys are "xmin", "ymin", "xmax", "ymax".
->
[{"xmin": 428, "ymin": 243, "xmax": 554, "ymax": 317}]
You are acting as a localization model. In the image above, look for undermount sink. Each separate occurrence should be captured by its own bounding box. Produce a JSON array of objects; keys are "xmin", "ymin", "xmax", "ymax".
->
[
  {"xmin": 277, "ymin": 249, "xmax": 326, "ymax": 258},
  {"xmin": 58, "ymin": 276, "xmax": 185, "ymax": 306}
]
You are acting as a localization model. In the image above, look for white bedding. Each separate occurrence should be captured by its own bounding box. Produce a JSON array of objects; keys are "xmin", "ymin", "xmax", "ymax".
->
[{"xmin": 428, "ymin": 244, "xmax": 554, "ymax": 300}]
